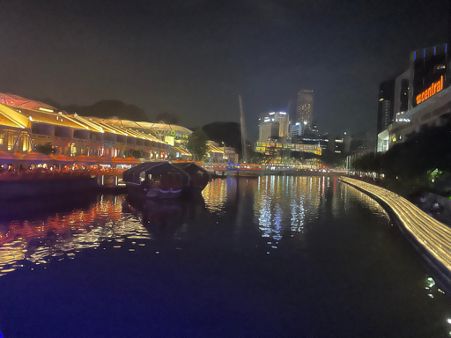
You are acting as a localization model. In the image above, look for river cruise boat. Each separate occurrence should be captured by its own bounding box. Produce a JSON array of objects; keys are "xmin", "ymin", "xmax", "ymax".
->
[
  {"xmin": 172, "ymin": 162, "xmax": 210, "ymax": 193},
  {"xmin": 122, "ymin": 161, "xmax": 189, "ymax": 199}
]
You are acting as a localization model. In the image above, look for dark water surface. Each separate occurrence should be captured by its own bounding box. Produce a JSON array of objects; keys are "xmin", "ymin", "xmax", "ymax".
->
[{"xmin": 0, "ymin": 176, "xmax": 450, "ymax": 337}]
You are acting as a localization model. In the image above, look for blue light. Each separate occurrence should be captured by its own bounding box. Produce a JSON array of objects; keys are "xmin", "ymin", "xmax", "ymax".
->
[
  {"xmin": 424, "ymin": 49, "xmax": 426, "ymax": 57},
  {"xmin": 414, "ymin": 51, "xmax": 416, "ymax": 60},
  {"xmin": 434, "ymin": 46, "xmax": 436, "ymax": 55}
]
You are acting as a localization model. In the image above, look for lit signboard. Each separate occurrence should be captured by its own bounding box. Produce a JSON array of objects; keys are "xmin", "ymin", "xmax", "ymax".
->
[{"xmin": 416, "ymin": 76, "xmax": 443, "ymax": 105}]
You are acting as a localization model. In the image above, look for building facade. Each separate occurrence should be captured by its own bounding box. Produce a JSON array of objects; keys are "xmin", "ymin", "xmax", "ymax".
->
[
  {"xmin": 296, "ymin": 90, "xmax": 314, "ymax": 127},
  {"xmin": 258, "ymin": 112, "xmax": 289, "ymax": 141},
  {"xmin": 377, "ymin": 43, "xmax": 451, "ymax": 152}
]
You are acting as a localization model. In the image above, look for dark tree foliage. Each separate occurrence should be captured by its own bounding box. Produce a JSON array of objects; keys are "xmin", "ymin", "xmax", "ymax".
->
[
  {"xmin": 187, "ymin": 129, "xmax": 209, "ymax": 160},
  {"xmin": 291, "ymin": 151, "xmax": 321, "ymax": 161},
  {"xmin": 249, "ymin": 149, "xmax": 270, "ymax": 163},
  {"xmin": 154, "ymin": 112, "xmax": 180, "ymax": 124},
  {"xmin": 363, "ymin": 120, "xmax": 451, "ymax": 179},
  {"xmin": 59, "ymin": 100, "xmax": 149, "ymax": 121},
  {"xmin": 320, "ymin": 149, "xmax": 346, "ymax": 167},
  {"xmin": 354, "ymin": 152, "xmax": 383, "ymax": 172},
  {"xmin": 202, "ymin": 122, "xmax": 242, "ymax": 155}
]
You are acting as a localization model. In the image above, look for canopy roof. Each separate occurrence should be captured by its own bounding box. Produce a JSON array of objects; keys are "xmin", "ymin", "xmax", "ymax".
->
[
  {"xmin": 171, "ymin": 146, "xmax": 191, "ymax": 156},
  {"xmin": 0, "ymin": 103, "xmax": 30, "ymax": 129},
  {"xmin": 0, "ymin": 93, "xmax": 57, "ymax": 112},
  {"xmin": 208, "ymin": 144, "xmax": 224, "ymax": 153},
  {"xmin": 122, "ymin": 161, "xmax": 189, "ymax": 185},
  {"xmin": 117, "ymin": 120, "xmax": 193, "ymax": 138},
  {"xmin": 172, "ymin": 162, "xmax": 208, "ymax": 175},
  {"xmin": 11, "ymin": 107, "xmax": 88, "ymax": 129}
]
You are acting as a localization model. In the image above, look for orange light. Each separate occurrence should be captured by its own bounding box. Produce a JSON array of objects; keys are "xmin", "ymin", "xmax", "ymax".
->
[{"xmin": 416, "ymin": 76, "xmax": 443, "ymax": 105}]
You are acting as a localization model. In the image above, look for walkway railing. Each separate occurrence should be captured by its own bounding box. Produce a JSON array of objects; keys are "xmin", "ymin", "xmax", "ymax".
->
[{"xmin": 340, "ymin": 177, "xmax": 451, "ymax": 276}]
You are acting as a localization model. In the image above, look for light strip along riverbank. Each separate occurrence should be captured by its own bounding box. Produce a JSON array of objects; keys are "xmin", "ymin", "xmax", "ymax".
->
[{"xmin": 340, "ymin": 177, "xmax": 451, "ymax": 291}]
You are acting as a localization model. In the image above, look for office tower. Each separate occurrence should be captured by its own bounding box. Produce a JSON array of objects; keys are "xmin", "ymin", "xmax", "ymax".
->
[
  {"xmin": 259, "ymin": 112, "xmax": 289, "ymax": 141},
  {"xmin": 377, "ymin": 79, "xmax": 395, "ymax": 135},
  {"xmin": 296, "ymin": 90, "xmax": 314, "ymax": 127}
]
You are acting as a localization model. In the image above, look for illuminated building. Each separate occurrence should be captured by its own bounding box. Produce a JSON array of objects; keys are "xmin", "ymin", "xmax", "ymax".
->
[
  {"xmin": 290, "ymin": 123, "xmax": 303, "ymax": 137},
  {"xmin": 334, "ymin": 136, "xmax": 344, "ymax": 154},
  {"xmin": 0, "ymin": 93, "xmax": 172, "ymax": 160},
  {"xmin": 377, "ymin": 43, "xmax": 451, "ymax": 152},
  {"xmin": 377, "ymin": 79, "xmax": 395, "ymax": 135},
  {"xmin": 205, "ymin": 141, "xmax": 225, "ymax": 162},
  {"xmin": 255, "ymin": 141, "xmax": 321, "ymax": 164},
  {"xmin": 258, "ymin": 116, "xmax": 279, "ymax": 142},
  {"xmin": 258, "ymin": 112, "xmax": 289, "ymax": 141},
  {"xmin": 296, "ymin": 90, "xmax": 314, "ymax": 127}
]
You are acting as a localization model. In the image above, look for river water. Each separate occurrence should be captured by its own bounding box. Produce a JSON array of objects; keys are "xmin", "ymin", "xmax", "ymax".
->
[{"xmin": 0, "ymin": 176, "xmax": 450, "ymax": 337}]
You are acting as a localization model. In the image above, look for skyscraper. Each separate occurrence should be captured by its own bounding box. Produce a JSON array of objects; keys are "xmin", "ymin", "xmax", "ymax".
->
[
  {"xmin": 296, "ymin": 90, "xmax": 314, "ymax": 126},
  {"xmin": 377, "ymin": 79, "xmax": 395, "ymax": 135},
  {"xmin": 258, "ymin": 120, "xmax": 279, "ymax": 142},
  {"xmin": 258, "ymin": 112, "xmax": 289, "ymax": 141}
]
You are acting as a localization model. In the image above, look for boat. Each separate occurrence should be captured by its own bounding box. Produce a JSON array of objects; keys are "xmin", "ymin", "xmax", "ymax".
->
[
  {"xmin": 122, "ymin": 161, "xmax": 189, "ymax": 199},
  {"xmin": 172, "ymin": 162, "xmax": 210, "ymax": 193}
]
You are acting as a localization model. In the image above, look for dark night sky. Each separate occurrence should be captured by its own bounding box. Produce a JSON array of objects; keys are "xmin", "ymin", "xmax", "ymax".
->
[{"xmin": 0, "ymin": 0, "xmax": 448, "ymax": 140}]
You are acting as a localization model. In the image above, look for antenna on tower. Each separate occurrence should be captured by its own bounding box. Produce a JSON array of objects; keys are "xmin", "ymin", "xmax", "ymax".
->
[{"xmin": 239, "ymin": 95, "xmax": 249, "ymax": 163}]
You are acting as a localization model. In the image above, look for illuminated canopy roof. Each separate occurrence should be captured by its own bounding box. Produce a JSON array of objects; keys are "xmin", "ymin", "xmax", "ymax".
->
[
  {"xmin": 117, "ymin": 120, "xmax": 193, "ymax": 138},
  {"xmin": 208, "ymin": 144, "xmax": 224, "ymax": 153},
  {"xmin": 0, "ymin": 93, "xmax": 57, "ymax": 111},
  {"xmin": 0, "ymin": 103, "xmax": 29, "ymax": 129},
  {"xmin": 171, "ymin": 146, "xmax": 192, "ymax": 156},
  {"xmin": 10, "ymin": 107, "xmax": 87, "ymax": 129}
]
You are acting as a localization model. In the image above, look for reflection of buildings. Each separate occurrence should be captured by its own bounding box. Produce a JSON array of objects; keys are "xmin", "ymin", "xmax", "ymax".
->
[
  {"xmin": 202, "ymin": 179, "xmax": 229, "ymax": 213},
  {"xmin": 0, "ymin": 195, "xmax": 150, "ymax": 277},
  {"xmin": 253, "ymin": 176, "xmax": 323, "ymax": 253}
]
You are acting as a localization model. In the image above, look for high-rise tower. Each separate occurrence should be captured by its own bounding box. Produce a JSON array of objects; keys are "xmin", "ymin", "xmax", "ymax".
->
[{"xmin": 296, "ymin": 90, "xmax": 314, "ymax": 127}]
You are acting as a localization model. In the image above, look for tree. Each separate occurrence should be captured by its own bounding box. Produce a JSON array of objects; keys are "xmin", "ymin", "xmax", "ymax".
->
[
  {"xmin": 62, "ymin": 100, "xmax": 150, "ymax": 121},
  {"xmin": 187, "ymin": 129, "xmax": 209, "ymax": 160},
  {"xmin": 154, "ymin": 112, "xmax": 180, "ymax": 125}
]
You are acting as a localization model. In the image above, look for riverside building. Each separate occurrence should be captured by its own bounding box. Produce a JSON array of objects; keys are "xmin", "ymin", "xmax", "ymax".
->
[{"xmin": 377, "ymin": 43, "xmax": 451, "ymax": 152}]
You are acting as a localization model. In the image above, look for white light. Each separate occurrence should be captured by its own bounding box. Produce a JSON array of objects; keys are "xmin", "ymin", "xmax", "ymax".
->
[
  {"xmin": 304, "ymin": 121, "xmax": 307, "ymax": 125},
  {"xmin": 269, "ymin": 112, "xmax": 275, "ymax": 115},
  {"xmin": 39, "ymin": 107, "xmax": 54, "ymax": 113}
]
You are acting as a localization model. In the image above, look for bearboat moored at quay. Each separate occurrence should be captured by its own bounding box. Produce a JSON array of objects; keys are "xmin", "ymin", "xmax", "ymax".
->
[
  {"xmin": 172, "ymin": 162, "xmax": 210, "ymax": 194},
  {"xmin": 122, "ymin": 161, "xmax": 190, "ymax": 199}
]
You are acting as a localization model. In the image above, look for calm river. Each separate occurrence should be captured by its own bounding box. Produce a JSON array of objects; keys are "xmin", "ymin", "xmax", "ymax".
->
[{"xmin": 0, "ymin": 176, "xmax": 450, "ymax": 337}]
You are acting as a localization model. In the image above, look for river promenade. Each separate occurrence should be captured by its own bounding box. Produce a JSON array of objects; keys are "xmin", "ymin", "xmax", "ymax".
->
[{"xmin": 341, "ymin": 177, "xmax": 451, "ymax": 289}]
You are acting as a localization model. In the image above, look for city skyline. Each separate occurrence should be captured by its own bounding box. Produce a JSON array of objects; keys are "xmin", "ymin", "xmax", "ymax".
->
[{"xmin": 0, "ymin": 0, "xmax": 448, "ymax": 141}]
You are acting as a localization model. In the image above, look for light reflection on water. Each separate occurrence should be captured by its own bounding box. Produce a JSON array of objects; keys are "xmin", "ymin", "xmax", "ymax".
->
[
  {"xmin": 0, "ymin": 195, "xmax": 150, "ymax": 276},
  {"xmin": 253, "ymin": 176, "xmax": 325, "ymax": 253},
  {"xmin": 0, "ymin": 177, "xmax": 451, "ymax": 337}
]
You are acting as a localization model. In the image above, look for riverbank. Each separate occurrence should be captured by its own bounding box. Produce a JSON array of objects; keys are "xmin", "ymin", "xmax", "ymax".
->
[{"xmin": 340, "ymin": 177, "xmax": 451, "ymax": 294}]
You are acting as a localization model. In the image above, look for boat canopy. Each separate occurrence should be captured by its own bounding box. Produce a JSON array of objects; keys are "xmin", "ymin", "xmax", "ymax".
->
[
  {"xmin": 172, "ymin": 162, "xmax": 208, "ymax": 175},
  {"xmin": 122, "ymin": 161, "xmax": 189, "ymax": 185}
]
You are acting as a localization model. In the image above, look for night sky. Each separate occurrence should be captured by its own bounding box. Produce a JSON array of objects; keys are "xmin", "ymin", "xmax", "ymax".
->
[{"xmin": 0, "ymin": 0, "xmax": 448, "ymax": 140}]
